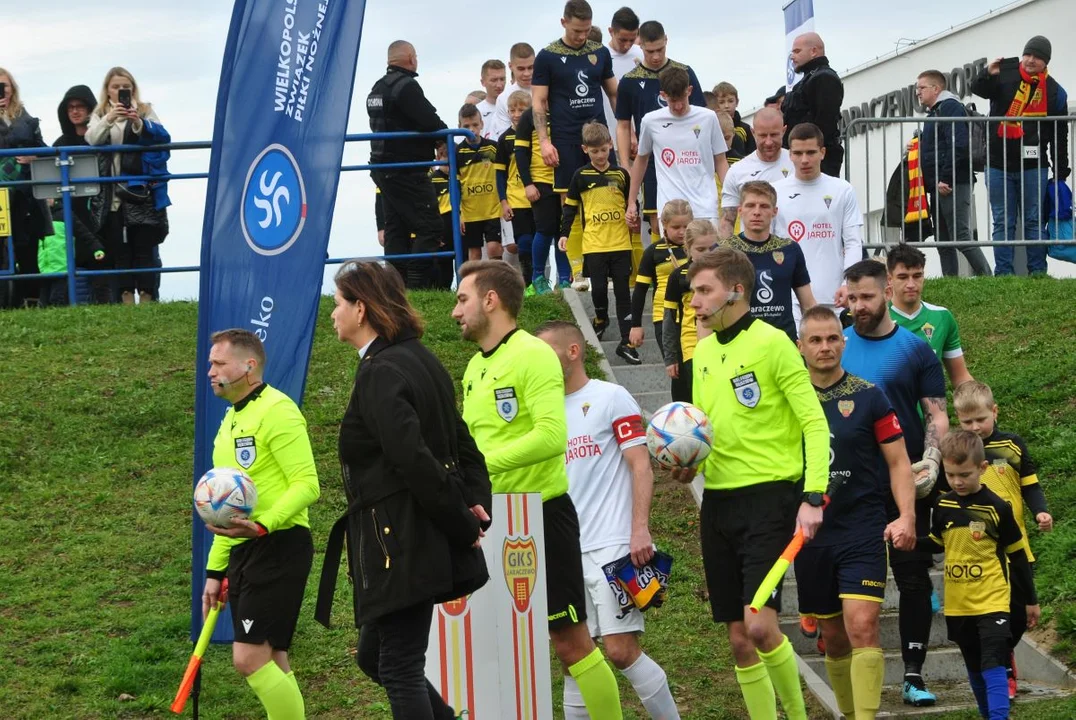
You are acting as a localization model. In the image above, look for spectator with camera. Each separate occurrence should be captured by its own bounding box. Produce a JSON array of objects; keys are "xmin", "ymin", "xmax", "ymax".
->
[
  {"xmin": 0, "ymin": 67, "xmax": 53, "ymax": 308},
  {"xmin": 86, "ymin": 67, "xmax": 171, "ymax": 304}
]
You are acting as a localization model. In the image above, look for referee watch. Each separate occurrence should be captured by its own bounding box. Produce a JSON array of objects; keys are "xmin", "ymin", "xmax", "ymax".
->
[{"xmin": 801, "ymin": 492, "xmax": 825, "ymax": 507}]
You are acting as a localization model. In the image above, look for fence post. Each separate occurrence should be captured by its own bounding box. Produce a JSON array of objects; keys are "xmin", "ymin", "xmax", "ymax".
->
[
  {"xmin": 447, "ymin": 132, "xmax": 464, "ymax": 279},
  {"xmin": 58, "ymin": 150, "xmax": 78, "ymax": 306}
]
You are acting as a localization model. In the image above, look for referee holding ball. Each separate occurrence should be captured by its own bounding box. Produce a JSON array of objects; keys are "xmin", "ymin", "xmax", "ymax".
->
[
  {"xmin": 203, "ymin": 329, "xmax": 321, "ymax": 720},
  {"xmin": 673, "ymin": 247, "xmax": 828, "ymax": 720}
]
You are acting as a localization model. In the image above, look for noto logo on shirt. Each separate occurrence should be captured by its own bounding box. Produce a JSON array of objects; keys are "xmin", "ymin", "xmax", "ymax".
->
[
  {"xmin": 242, "ymin": 144, "xmax": 308, "ymax": 256},
  {"xmin": 660, "ymin": 148, "xmax": 676, "ymax": 167},
  {"xmin": 575, "ymin": 70, "xmax": 589, "ymax": 97}
]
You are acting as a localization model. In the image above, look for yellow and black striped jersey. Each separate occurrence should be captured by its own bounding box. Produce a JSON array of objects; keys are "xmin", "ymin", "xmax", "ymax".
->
[
  {"xmin": 495, "ymin": 127, "xmax": 530, "ymax": 209},
  {"xmin": 926, "ymin": 486, "xmax": 1024, "ymax": 616},
  {"xmin": 981, "ymin": 429, "xmax": 1045, "ymax": 562},
  {"xmin": 633, "ymin": 240, "xmax": 687, "ymax": 323},
  {"xmin": 430, "ymin": 168, "xmax": 451, "ymax": 215},
  {"xmin": 664, "ymin": 262, "xmax": 698, "ymax": 361},
  {"xmin": 514, "ymin": 108, "xmax": 555, "ymax": 187},
  {"xmin": 456, "ymin": 139, "xmax": 500, "ymax": 223},
  {"xmin": 561, "ymin": 164, "xmax": 631, "ymax": 253}
]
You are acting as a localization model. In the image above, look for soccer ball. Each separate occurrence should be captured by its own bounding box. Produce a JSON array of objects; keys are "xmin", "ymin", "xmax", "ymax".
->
[
  {"xmin": 194, "ymin": 467, "xmax": 257, "ymax": 528},
  {"xmin": 646, "ymin": 402, "xmax": 715, "ymax": 470}
]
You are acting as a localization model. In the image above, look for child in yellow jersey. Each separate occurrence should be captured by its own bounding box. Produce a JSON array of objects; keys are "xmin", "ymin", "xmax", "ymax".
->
[
  {"xmin": 557, "ymin": 122, "xmax": 639, "ymax": 365},
  {"xmin": 628, "ymin": 199, "xmax": 691, "ymax": 353},
  {"xmin": 457, "ymin": 104, "xmax": 502, "ymax": 261},
  {"xmin": 662, "ymin": 219, "xmax": 718, "ymax": 402},
  {"xmin": 496, "ymin": 90, "xmax": 535, "ymax": 283},
  {"xmin": 914, "ymin": 430, "xmax": 1038, "ymax": 720},
  {"xmin": 715, "ymin": 111, "xmax": 743, "ymax": 220},
  {"xmin": 953, "ymin": 380, "xmax": 1051, "ymax": 696},
  {"xmin": 428, "ymin": 143, "xmax": 456, "ymax": 288}
]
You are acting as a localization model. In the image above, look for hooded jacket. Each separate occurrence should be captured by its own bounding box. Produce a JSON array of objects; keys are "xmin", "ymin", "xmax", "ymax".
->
[
  {"xmin": 53, "ymin": 85, "xmax": 98, "ymax": 147},
  {"xmin": 920, "ymin": 90, "xmax": 971, "ymax": 187}
]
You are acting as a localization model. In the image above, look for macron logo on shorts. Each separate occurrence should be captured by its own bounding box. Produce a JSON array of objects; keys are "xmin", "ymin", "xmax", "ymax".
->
[{"xmin": 242, "ymin": 619, "xmax": 254, "ymax": 633}]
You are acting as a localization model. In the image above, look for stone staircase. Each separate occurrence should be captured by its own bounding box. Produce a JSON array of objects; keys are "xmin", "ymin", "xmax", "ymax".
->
[{"xmin": 561, "ymin": 287, "xmax": 1076, "ymax": 718}]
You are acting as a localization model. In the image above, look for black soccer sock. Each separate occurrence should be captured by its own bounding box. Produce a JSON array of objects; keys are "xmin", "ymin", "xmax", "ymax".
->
[{"xmin": 899, "ymin": 589, "xmax": 932, "ymax": 674}]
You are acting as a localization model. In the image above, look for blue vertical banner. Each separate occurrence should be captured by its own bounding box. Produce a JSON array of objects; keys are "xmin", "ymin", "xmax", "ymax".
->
[
  {"xmin": 783, "ymin": 0, "xmax": 815, "ymax": 92},
  {"xmin": 190, "ymin": 0, "xmax": 368, "ymax": 642}
]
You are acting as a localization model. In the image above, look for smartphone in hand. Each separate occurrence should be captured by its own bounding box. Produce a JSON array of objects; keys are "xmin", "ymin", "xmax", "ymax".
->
[{"xmin": 118, "ymin": 88, "xmax": 132, "ymax": 108}]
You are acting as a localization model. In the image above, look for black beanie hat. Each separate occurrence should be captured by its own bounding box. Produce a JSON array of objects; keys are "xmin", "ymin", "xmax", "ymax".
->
[{"xmin": 1023, "ymin": 35, "xmax": 1052, "ymax": 64}]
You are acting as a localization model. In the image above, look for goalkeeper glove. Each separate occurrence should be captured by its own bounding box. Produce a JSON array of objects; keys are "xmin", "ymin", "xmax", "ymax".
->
[{"xmin": 912, "ymin": 446, "xmax": 942, "ymax": 499}]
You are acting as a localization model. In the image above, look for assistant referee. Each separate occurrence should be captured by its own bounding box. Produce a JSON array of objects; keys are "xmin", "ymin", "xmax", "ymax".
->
[
  {"xmin": 203, "ymin": 329, "xmax": 320, "ymax": 720},
  {"xmin": 674, "ymin": 247, "xmax": 828, "ymax": 720}
]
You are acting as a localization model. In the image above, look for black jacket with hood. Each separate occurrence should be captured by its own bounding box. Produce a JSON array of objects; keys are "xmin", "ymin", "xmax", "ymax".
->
[{"xmin": 53, "ymin": 85, "xmax": 97, "ymax": 148}]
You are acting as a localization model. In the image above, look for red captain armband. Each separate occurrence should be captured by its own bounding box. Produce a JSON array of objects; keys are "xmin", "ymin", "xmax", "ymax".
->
[
  {"xmin": 874, "ymin": 411, "xmax": 903, "ymax": 444},
  {"xmin": 613, "ymin": 414, "xmax": 646, "ymax": 445}
]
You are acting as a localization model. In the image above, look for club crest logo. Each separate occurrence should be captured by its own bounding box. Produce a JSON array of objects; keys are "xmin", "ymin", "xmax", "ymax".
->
[
  {"xmin": 731, "ymin": 371, "xmax": 761, "ymax": 408},
  {"xmin": 503, "ymin": 537, "xmax": 538, "ymax": 612},
  {"xmin": 922, "ymin": 323, "xmax": 935, "ymax": 340},
  {"xmin": 823, "ymin": 195, "xmax": 833, "ymax": 209},
  {"xmin": 660, "ymin": 148, "xmax": 676, "ymax": 168},
  {"xmin": 969, "ymin": 520, "xmax": 986, "ymax": 541},
  {"xmin": 838, "ymin": 400, "xmax": 855, "ymax": 418},
  {"xmin": 440, "ymin": 594, "xmax": 470, "ymax": 618},
  {"xmin": 582, "ymin": 402, "xmax": 591, "ymax": 417},
  {"xmin": 692, "ymin": 124, "xmax": 701, "ymax": 139},
  {"xmin": 587, "ymin": 54, "xmax": 598, "ymax": 65},
  {"xmin": 235, "ymin": 436, "xmax": 257, "ymax": 469},
  {"xmin": 495, "ymin": 387, "xmax": 518, "ymax": 422},
  {"xmin": 781, "ymin": 168, "xmax": 790, "ymax": 177},
  {"xmin": 773, "ymin": 250, "xmax": 784, "ymax": 265}
]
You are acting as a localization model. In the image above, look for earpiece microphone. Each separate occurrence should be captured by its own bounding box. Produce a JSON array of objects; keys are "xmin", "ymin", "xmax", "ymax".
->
[
  {"xmin": 726, "ymin": 290, "xmax": 742, "ymax": 305},
  {"xmin": 214, "ymin": 365, "xmax": 253, "ymax": 388}
]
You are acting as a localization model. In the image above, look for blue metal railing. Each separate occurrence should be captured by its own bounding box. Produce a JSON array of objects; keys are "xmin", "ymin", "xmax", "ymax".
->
[{"xmin": 0, "ymin": 129, "xmax": 473, "ymax": 305}]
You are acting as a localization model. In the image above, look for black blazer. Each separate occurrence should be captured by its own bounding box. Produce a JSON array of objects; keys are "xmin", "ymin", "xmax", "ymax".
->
[{"xmin": 316, "ymin": 331, "xmax": 492, "ymax": 627}]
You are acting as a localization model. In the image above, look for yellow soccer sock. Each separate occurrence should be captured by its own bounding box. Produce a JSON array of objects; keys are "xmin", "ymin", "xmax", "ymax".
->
[
  {"xmin": 824, "ymin": 653, "xmax": 856, "ymax": 719},
  {"xmin": 734, "ymin": 661, "xmax": 777, "ymax": 720},
  {"xmin": 758, "ymin": 636, "xmax": 807, "ymax": 720},
  {"xmin": 567, "ymin": 216, "xmax": 584, "ymax": 279},
  {"xmin": 246, "ymin": 661, "xmax": 305, "ymax": 720},
  {"xmin": 629, "ymin": 231, "xmax": 644, "ymax": 288},
  {"xmin": 568, "ymin": 647, "xmax": 623, "ymax": 720},
  {"xmin": 851, "ymin": 647, "xmax": 884, "ymax": 720}
]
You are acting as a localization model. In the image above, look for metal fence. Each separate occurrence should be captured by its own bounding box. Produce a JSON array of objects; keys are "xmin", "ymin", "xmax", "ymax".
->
[
  {"xmin": 842, "ymin": 114, "xmax": 1075, "ymax": 274},
  {"xmin": 0, "ymin": 129, "xmax": 471, "ymax": 305}
]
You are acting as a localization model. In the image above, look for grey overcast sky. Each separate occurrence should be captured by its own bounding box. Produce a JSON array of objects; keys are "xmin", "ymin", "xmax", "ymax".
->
[{"xmin": 7, "ymin": 0, "xmax": 1007, "ymax": 299}]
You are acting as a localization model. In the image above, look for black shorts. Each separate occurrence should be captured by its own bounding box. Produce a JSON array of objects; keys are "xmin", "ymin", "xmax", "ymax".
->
[
  {"xmin": 553, "ymin": 138, "xmax": 588, "ymax": 193},
  {"xmin": 227, "ymin": 525, "xmax": 314, "ymax": 649},
  {"xmin": 701, "ymin": 481, "xmax": 799, "ymax": 623},
  {"xmin": 511, "ymin": 207, "xmax": 535, "ymax": 238},
  {"xmin": 531, "ymin": 184, "xmax": 561, "ymax": 236},
  {"xmin": 642, "ymin": 163, "xmax": 658, "ymax": 214},
  {"xmin": 463, "ymin": 218, "xmax": 501, "ymax": 249},
  {"xmin": 543, "ymin": 493, "xmax": 588, "ymax": 631},
  {"xmin": 795, "ymin": 538, "xmax": 888, "ymax": 617},
  {"xmin": 440, "ymin": 213, "xmax": 454, "ymax": 249},
  {"xmin": 947, "ymin": 612, "xmax": 1011, "ymax": 672},
  {"xmin": 582, "ymin": 250, "xmax": 632, "ymax": 282}
]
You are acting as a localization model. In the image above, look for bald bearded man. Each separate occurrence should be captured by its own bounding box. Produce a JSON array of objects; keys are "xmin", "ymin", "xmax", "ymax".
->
[{"xmin": 782, "ymin": 32, "xmax": 845, "ymax": 177}]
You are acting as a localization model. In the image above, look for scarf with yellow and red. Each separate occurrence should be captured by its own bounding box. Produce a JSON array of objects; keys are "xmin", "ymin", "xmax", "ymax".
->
[
  {"xmin": 999, "ymin": 66, "xmax": 1049, "ymax": 139},
  {"xmin": 905, "ymin": 137, "xmax": 929, "ymax": 223}
]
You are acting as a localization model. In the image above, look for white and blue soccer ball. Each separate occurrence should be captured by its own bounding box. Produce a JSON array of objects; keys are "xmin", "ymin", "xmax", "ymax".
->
[
  {"xmin": 194, "ymin": 467, "xmax": 257, "ymax": 528},
  {"xmin": 646, "ymin": 402, "xmax": 714, "ymax": 471}
]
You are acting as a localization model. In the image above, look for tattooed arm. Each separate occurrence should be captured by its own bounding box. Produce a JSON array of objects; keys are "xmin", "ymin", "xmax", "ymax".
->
[
  {"xmin": 920, "ymin": 396, "xmax": 950, "ymax": 452},
  {"xmin": 718, "ymin": 207, "xmax": 738, "ymax": 240}
]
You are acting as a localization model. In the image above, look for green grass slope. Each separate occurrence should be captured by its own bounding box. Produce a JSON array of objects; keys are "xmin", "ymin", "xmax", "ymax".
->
[{"xmin": 0, "ymin": 277, "xmax": 1073, "ymax": 719}]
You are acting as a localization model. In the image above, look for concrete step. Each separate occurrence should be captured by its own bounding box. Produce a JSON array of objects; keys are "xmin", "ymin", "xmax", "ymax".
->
[
  {"xmin": 612, "ymin": 363, "xmax": 676, "ymax": 394},
  {"xmin": 780, "ymin": 568, "xmax": 945, "ymax": 616},
  {"xmin": 782, "ymin": 611, "xmax": 951, "ymax": 658},
  {"xmin": 602, "ymin": 338, "xmax": 665, "ymax": 366},
  {"xmin": 632, "ymin": 391, "xmax": 674, "ymax": 418},
  {"xmin": 873, "ymin": 679, "xmax": 1072, "ymax": 717},
  {"xmin": 805, "ymin": 646, "xmax": 970, "ymax": 685}
]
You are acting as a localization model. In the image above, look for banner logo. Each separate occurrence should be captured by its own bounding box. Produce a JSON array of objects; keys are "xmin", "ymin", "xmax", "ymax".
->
[
  {"xmin": 242, "ymin": 144, "xmax": 308, "ymax": 256},
  {"xmin": 503, "ymin": 537, "xmax": 538, "ymax": 612}
]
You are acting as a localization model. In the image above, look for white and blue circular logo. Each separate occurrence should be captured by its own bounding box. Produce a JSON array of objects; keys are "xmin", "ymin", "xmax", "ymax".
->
[
  {"xmin": 742, "ymin": 387, "xmax": 755, "ymax": 400},
  {"xmin": 241, "ymin": 143, "xmax": 307, "ymax": 256}
]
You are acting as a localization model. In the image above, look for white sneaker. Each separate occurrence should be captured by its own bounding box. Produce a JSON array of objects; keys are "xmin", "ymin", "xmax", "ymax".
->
[{"xmin": 571, "ymin": 277, "xmax": 591, "ymax": 292}]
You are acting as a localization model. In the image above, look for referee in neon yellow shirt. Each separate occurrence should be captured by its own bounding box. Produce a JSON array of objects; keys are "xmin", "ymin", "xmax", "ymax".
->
[
  {"xmin": 202, "ymin": 329, "xmax": 320, "ymax": 720},
  {"xmin": 453, "ymin": 260, "xmax": 623, "ymax": 720},
  {"xmin": 672, "ymin": 247, "xmax": 829, "ymax": 720}
]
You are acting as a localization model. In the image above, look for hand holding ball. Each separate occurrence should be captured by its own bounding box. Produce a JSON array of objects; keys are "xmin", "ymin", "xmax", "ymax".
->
[{"xmin": 194, "ymin": 467, "xmax": 257, "ymax": 528}]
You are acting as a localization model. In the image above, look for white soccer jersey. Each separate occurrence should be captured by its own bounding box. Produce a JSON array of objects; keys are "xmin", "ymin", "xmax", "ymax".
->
[
  {"xmin": 604, "ymin": 44, "xmax": 643, "ymax": 150},
  {"xmin": 638, "ymin": 105, "xmax": 727, "ymax": 222},
  {"xmin": 477, "ymin": 98, "xmax": 503, "ymax": 140},
  {"xmin": 773, "ymin": 173, "xmax": 863, "ymax": 307},
  {"xmin": 493, "ymin": 82, "xmax": 529, "ymax": 142},
  {"xmin": 720, "ymin": 149, "xmax": 795, "ymax": 210},
  {"xmin": 564, "ymin": 379, "xmax": 647, "ymax": 553}
]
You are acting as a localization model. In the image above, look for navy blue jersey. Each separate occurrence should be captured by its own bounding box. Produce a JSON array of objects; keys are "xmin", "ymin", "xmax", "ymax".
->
[
  {"xmin": 814, "ymin": 373, "xmax": 903, "ymax": 546},
  {"xmin": 723, "ymin": 234, "xmax": 810, "ymax": 341},
  {"xmin": 842, "ymin": 325, "xmax": 945, "ymax": 461},
  {"xmin": 532, "ymin": 39, "xmax": 614, "ymax": 142},
  {"xmin": 615, "ymin": 60, "xmax": 707, "ymax": 133}
]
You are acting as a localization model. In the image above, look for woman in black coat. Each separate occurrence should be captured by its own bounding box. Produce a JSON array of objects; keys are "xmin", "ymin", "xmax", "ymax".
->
[{"xmin": 315, "ymin": 261, "xmax": 492, "ymax": 720}]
